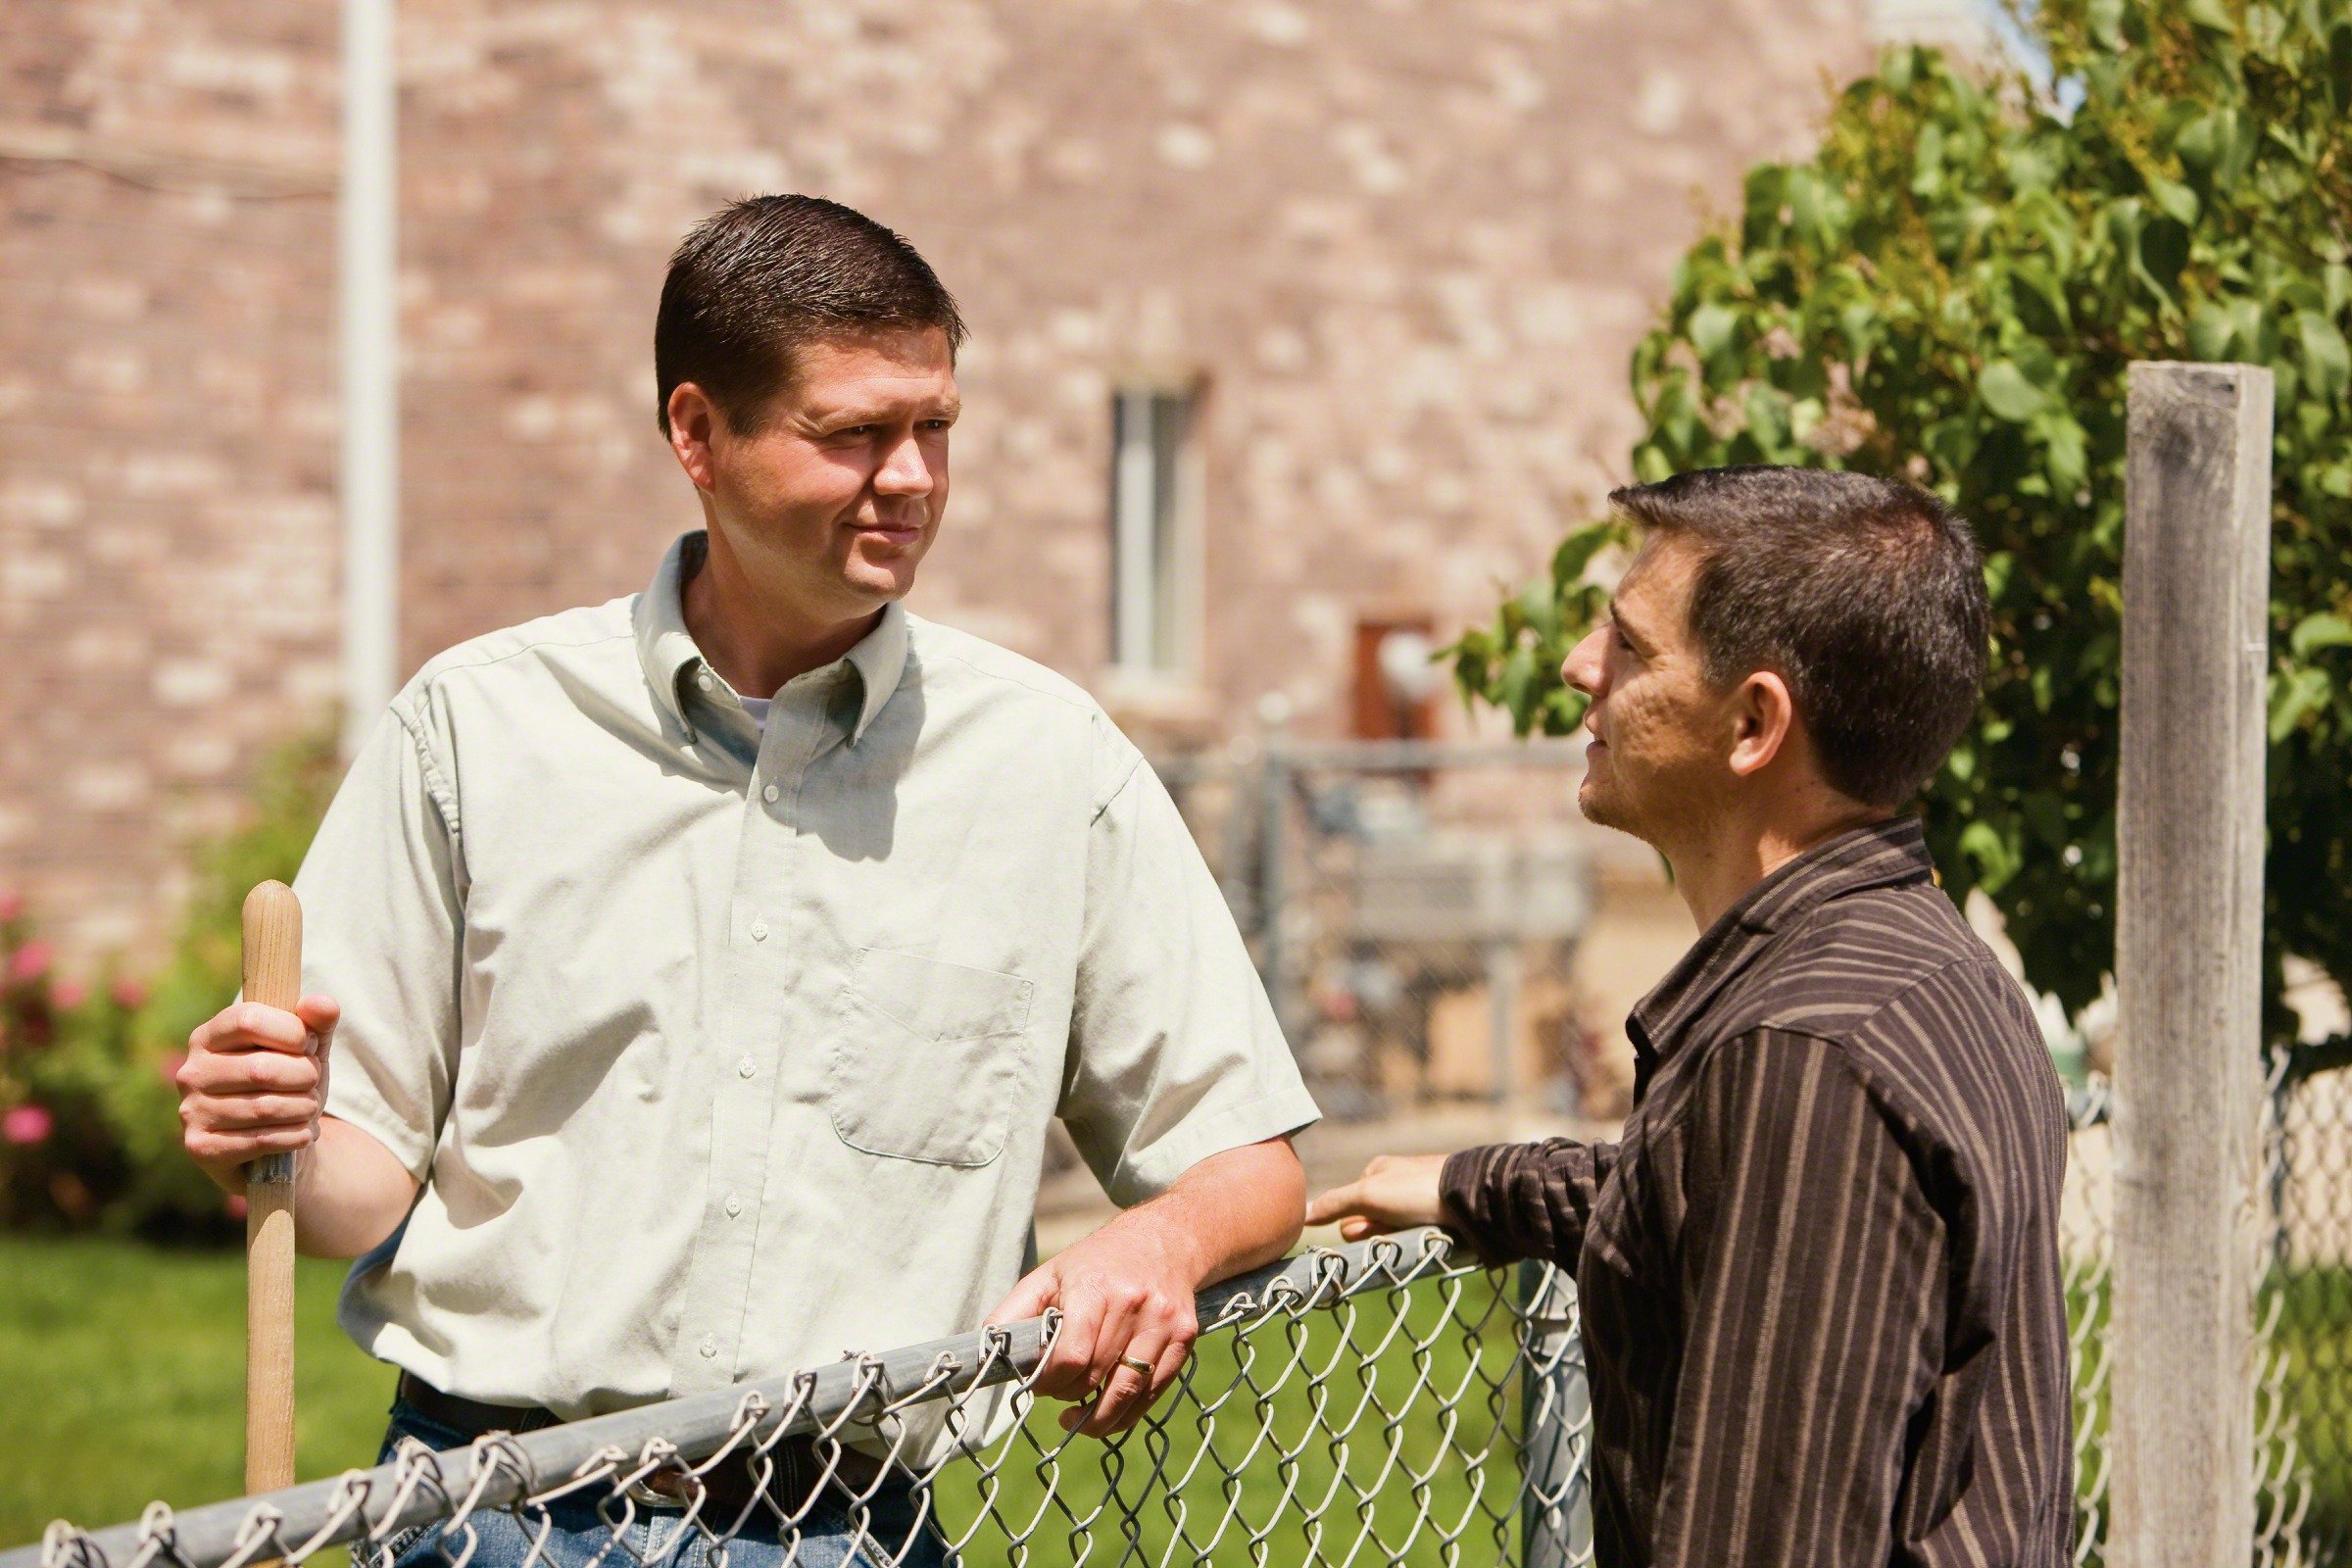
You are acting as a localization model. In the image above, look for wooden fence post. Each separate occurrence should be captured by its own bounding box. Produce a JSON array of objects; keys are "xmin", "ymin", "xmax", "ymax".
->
[{"xmin": 2111, "ymin": 360, "xmax": 2274, "ymax": 1568}]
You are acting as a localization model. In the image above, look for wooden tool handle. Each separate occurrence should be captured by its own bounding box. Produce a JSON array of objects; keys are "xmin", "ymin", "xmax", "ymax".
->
[{"xmin": 242, "ymin": 880, "xmax": 302, "ymax": 1495}]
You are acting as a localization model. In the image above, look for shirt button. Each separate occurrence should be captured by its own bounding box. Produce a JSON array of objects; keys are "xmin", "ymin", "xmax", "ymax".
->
[
  {"xmin": 751, "ymin": 919, "xmax": 769, "ymax": 942},
  {"xmin": 761, "ymin": 784, "xmax": 780, "ymax": 803},
  {"xmin": 724, "ymin": 1195, "xmax": 743, "ymax": 1218},
  {"xmin": 738, "ymin": 1055, "xmax": 757, "ymax": 1078},
  {"xmin": 699, "ymin": 1336, "xmax": 717, "ymax": 1358},
  {"xmin": 697, "ymin": 670, "xmax": 715, "ymax": 691}
]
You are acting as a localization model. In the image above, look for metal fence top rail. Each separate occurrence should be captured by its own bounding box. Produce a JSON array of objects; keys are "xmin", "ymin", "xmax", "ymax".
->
[{"xmin": 11, "ymin": 1229, "xmax": 1474, "ymax": 1568}]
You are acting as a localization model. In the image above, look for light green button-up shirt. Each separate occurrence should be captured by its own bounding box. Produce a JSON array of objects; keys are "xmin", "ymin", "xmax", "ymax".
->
[{"xmin": 297, "ymin": 531, "xmax": 1316, "ymax": 1434}]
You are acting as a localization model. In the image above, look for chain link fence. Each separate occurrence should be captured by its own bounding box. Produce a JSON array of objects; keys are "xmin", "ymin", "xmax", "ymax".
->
[
  {"xmin": 18, "ymin": 1040, "xmax": 2342, "ymax": 1568},
  {"xmin": 2059, "ymin": 1078, "xmax": 2115, "ymax": 1565},
  {"xmin": 10, "ymin": 1233, "xmax": 1590, "ymax": 1568},
  {"xmin": 2029, "ymin": 1057, "xmax": 2347, "ymax": 1568},
  {"xmin": 18, "ymin": 736, "xmax": 2352, "ymax": 1566},
  {"xmin": 2260, "ymin": 1049, "xmax": 2352, "ymax": 1565},
  {"xmin": 1159, "ymin": 736, "xmax": 2352, "ymax": 1562}
]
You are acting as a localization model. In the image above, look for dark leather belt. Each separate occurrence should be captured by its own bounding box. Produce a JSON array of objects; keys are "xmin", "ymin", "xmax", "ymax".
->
[{"xmin": 395, "ymin": 1372, "xmax": 888, "ymax": 1518}]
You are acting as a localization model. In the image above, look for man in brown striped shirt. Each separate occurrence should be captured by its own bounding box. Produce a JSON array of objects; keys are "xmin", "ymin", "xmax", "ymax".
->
[{"xmin": 1310, "ymin": 466, "xmax": 2073, "ymax": 1566}]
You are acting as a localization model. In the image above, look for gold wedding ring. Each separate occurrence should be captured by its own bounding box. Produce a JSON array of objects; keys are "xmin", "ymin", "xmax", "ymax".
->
[{"xmin": 1119, "ymin": 1353, "xmax": 1154, "ymax": 1378}]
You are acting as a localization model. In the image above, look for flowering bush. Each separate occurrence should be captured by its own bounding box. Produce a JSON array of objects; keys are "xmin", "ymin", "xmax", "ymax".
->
[
  {"xmin": 0, "ymin": 729, "xmax": 338, "ymax": 1239},
  {"xmin": 0, "ymin": 903, "xmax": 178, "ymax": 1229}
]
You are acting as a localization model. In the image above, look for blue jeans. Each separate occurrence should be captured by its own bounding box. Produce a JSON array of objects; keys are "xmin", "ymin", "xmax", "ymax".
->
[{"xmin": 372, "ymin": 1395, "xmax": 954, "ymax": 1568}]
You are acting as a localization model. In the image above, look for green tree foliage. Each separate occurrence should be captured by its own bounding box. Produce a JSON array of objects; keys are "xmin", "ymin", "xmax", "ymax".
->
[{"xmin": 1453, "ymin": 0, "xmax": 2352, "ymax": 1051}]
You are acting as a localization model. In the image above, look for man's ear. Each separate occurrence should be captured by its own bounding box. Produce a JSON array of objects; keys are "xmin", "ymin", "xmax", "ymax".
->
[
  {"xmin": 665, "ymin": 383, "xmax": 721, "ymax": 493},
  {"xmin": 1727, "ymin": 670, "xmax": 1797, "ymax": 779}
]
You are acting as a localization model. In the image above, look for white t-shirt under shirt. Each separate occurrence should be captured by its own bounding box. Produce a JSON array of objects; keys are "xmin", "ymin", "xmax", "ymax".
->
[{"xmin": 737, "ymin": 694, "xmax": 771, "ymax": 731}]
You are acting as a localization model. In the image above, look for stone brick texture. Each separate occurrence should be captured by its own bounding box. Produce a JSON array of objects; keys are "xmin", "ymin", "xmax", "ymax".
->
[
  {"xmin": 2, "ymin": 0, "xmax": 341, "ymax": 957},
  {"xmin": 3, "ymin": 0, "xmax": 1867, "ymax": 961}
]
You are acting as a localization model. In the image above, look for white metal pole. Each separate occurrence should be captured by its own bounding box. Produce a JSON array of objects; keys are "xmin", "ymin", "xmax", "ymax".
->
[{"xmin": 338, "ymin": 0, "xmax": 398, "ymax": 756}]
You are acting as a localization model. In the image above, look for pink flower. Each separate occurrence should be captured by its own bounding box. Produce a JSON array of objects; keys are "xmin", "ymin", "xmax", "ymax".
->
[
  {"xmin": 0, "ymin": 891, "xmax": 22, "ymax": 922},
  {"xmin": 3, "ymin": 1104, "xmax": 52, "ymax": 1146},
  {"xmin": 8, "ymin": 942, "xmax": 52, "ymax": 984},
  {"xmin": 159, "ymin": 1050, "xmax": 188, "ymax": 1088},
  {"xmin": 111, "ymin": 977, "xmax": 149, "ymax": 1010},
  {"xmin": 49, "ymin": 979, "xmax": 87, "ymax": 1010}
]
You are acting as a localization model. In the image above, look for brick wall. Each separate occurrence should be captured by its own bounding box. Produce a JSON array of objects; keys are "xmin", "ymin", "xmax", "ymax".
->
[
  {"xmin": 396, "ymin": 0, "xmax": 1869, "ymax": 710},
  {"xmin": 1, "ymin": 0, "xmax": 342, "ymax": 956},
  {"xmin": 3, "ymin": 0, "xmax": 1868, "ymax": 960}
]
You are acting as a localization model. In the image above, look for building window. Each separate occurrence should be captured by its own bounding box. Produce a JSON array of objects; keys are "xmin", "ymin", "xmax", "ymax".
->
[
  {"xmin": 1352, "ymin": 615, "xmax": 1442, "ymax": 740},
  {"xmin": 1109, "ymin": 385, "xmax": 1198, "ymax": 675}
]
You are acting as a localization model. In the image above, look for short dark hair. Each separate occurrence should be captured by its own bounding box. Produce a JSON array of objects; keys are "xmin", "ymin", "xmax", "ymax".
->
[
  {"xmin": 1610, "ymin": 465, "xmax": 1988, "ymax": 809},
  {"xmin": 654, "ymin": 194, "xmax": 966, "ymax": 436}
]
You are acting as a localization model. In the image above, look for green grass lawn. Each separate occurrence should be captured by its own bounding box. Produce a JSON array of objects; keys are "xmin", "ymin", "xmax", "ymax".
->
[
  {"xmin": 0, "ymin": 1236, "xmax": 398, "ymax": 1548},
  {"xmin": 0, "ymin": 1237, "xmax": 1542, "ymax": 1565}
]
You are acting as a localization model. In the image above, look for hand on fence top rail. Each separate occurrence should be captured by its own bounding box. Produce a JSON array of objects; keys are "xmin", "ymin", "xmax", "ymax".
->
[{"xmin": 15, "ymin": 1228, "xmax": 1471, "ymax": 1568}]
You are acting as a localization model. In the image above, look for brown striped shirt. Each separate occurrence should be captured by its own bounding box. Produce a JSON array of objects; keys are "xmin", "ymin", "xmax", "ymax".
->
[{"xmin": 1442, "ymin": 816, "xmax": 2073, "ymax": 1567}]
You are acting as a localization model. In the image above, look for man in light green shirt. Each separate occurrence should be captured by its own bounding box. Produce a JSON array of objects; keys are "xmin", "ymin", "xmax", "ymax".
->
[{"xmin": 172, "ymin": 195, "xmax": 1317, "ymax": 1567}]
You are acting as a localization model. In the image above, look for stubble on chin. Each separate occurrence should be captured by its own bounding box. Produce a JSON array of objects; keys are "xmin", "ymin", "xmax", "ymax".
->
[
  {"xmin": 1576, "ymin": 771, "xmax": 1646, "ymax": 842},
  {"xmin": 1576, "ymin": 777, "xmax": 1619, "ymax": 831}
]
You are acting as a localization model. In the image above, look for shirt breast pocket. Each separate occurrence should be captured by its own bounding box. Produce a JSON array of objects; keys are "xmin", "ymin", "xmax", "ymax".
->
[{"xmin": 824, "ymin": 947, "xmax": 1036, "ymax": 1168}]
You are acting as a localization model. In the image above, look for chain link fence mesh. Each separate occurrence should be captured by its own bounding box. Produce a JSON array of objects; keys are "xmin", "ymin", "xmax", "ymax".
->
[
  {"xmin": 20, "ymin": 1064, "xmax": 2338, "ymax": 1568},
  {"xmin": 2060, "ymin": 1078, "xmax": 2114, "ymax": 1566},
  {"xmin": 2034, "ymin": 1056, "xmax": 2342, "ymax": 1568},
  {"xmin": 14, "ymin": 1234, "xmax": 1590, "ymax": 1568},
  {"xmin": 2258, "ymin": 1051, "xmax": 2352, "ymax": 1566},
  {"xmin": 19, "ymin": 742, "xmax": 2352, "ymax": 1566}
]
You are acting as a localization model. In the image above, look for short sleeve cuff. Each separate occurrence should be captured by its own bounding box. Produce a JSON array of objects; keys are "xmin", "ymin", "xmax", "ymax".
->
[
  {"xmin": 323, "ymin": 1087, "xmax": 435, "ymax": 1186},
  {"xmin": 1099, "ymin": 1081, "xmax": 1322, "ymax": 1208}
]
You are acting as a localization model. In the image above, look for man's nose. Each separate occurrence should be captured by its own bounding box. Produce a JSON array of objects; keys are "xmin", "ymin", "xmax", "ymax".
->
[
  {"xmin": 872, "ymin": 431, "xmax": 937, "ymax": 497},
  {"xmin": 1561, "ymin": 624, "xmax": 1608, "ymax": 698}
]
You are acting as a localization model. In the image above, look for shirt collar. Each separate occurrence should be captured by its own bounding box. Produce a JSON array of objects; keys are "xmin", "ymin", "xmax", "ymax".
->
[
  {"xmin": 633, "ymin": 530, "xmax": 910, "ymax": 748},
  {"xmin": 841, "ymin": 599, "xmax": 910, "ymax": 744},
  {"xmin": 1625, "ymin": 814, "xmax": 1935, "ymax": 1082}
]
